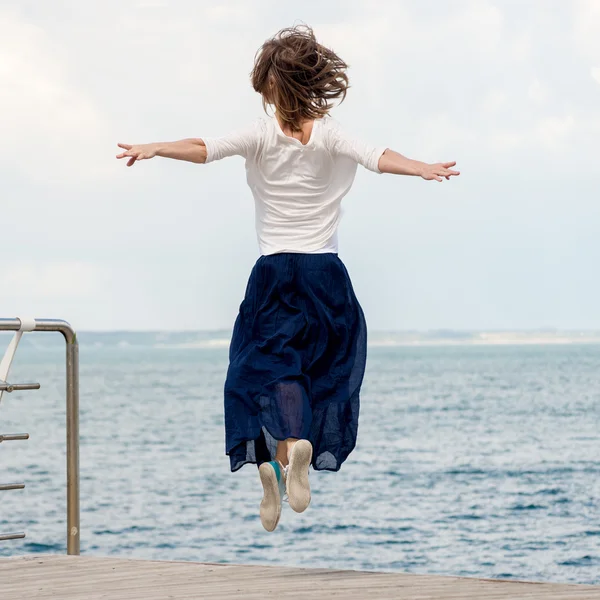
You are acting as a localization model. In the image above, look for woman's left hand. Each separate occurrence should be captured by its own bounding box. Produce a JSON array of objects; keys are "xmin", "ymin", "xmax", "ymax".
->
[{"xmin": 420, "ymin": 162, "xmax": 460, "ymax": 182}]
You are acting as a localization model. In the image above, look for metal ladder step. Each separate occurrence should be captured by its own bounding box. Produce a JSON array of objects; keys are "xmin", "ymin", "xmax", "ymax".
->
[
  {"xmin": 0, "ymin": 382, "xmax": 41, "ymax": 393},
  {"xmin": 0, "ymin": 433, "xmax": 29, "ymax": 443},
  {"xmin": 0, "ymin": 532, "xmax": 26, "ymax": 541},
  {"xmin": 0, "ymin": 483, "xmax": 25, "ymax": 492}
]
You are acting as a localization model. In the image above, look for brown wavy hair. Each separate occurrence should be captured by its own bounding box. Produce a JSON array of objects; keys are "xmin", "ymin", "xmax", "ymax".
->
[{"xmin": 251, "ymin": 25, "xmax": 349, "ymax": 132}]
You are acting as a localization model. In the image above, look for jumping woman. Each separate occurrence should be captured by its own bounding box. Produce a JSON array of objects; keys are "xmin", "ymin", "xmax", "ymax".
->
[{"xmin": 116, "ymin": 25, "xmax": 459, "ymax": 532}]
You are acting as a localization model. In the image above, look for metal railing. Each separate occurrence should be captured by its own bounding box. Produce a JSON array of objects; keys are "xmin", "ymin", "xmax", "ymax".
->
[{"xmin": 0, "ymin": 318, "xmax": 80, "ymax": 555}]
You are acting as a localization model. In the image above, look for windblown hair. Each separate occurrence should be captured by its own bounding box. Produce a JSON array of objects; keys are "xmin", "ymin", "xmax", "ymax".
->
[{"xmin": 251, "ymin": 25, "xmax": 349, "ymax": 132}]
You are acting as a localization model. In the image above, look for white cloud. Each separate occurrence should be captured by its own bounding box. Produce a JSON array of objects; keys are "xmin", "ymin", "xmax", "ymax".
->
[
  {"xmin": 414, "ymin": 113, "xmax": 477, "ymax": 158},
  {"xmin": 483, "ymin": 90, "xmax": 509, "ymax": 113},
  {"xmin": 0, "ymin": 10, "xmax": 114, "ymax": 182},
  {"xmin": 509, "ymin": 32, "xmax": 533, "ymax": 61},
  {"xmin": 206, "ymin": 4, "xmax": 253, "ymax": 21},
  {"xmin": 489, "ymin": 130, "xmax": 525, "ymax": 151},
  {"xmin": 527, "ymin": 79, "xmax": 548, "ymax": 104},
  {"xmin": 136, "ymin": 0, "xmax": 168, "ymax": 7},
  {"xmin": 574, "ymin": 0, "xmax": 600, "ymax": 59},
  {"xmin": 457, "ymin": 1, "xmax": 504, "ymax": 52},
  {"xmin": 313, "ymin": 1, "xmax": 594, "ymax": 166},
  {"xmin": 537, "ymin": 114, "xmax": 575, "ymax": 149},
  {"xmin": 1, "ymin": 261, "xmax": 125, "ymax": 330},
  {"xmin": 592, "ymin": 67, "xmax": 600, "ymax": 84},
  {"xmin": 3, "ymin": 262, "xmax": 110, "ymax": 299}
]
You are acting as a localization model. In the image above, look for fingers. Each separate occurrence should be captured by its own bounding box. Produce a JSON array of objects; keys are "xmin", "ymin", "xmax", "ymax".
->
[
  {"xmin": 440, "ymin": 162, "xmax": 460, "ymax": 177},
  {"xmin": 423, "ymin": 162, "xmax": 460, "ymax": 182},
  {"xmin": 116, "ymin": 147, "xmax": 136, "ymax": 160},
  {"xmin": 438, "ymin": 166, "xmax": 460, "ymax": 178},
  {"xmin": 117, "ymin": 151, "xmax": 138, "ymax": 161},
  {"xmin": 125, "ymin": 153, "xmax": 149, "ymax": 165},
  {"xmin": 116, "ymin": 143, "xmax": 144, "ymax": 166},
  {"xmin": 116, "ymin": 148, "xmax": 147, "ymax": 166},
  {"xmin": 428, "ymin": 167, "xmax": 459, "ymax": 181}
]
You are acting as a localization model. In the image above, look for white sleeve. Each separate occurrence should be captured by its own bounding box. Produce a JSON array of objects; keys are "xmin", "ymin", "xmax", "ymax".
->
[
  {"xmin": 327, "ymin": 119, "xmax": 387, "ymax": 173},
  {"xmin": 203, "ymin": 120, "xmax": 263, "ymax": 163}
]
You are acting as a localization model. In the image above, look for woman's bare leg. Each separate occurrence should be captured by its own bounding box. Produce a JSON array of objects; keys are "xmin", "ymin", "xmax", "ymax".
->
[{"xmin": 275, "ymin": 438, "xmax": 297, "ymax": 466}]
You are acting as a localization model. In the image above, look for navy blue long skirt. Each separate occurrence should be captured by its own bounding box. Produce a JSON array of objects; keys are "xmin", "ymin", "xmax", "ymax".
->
[{"xmin": 224, "ymin": 253, "xmax": 367, "ymax": 472}]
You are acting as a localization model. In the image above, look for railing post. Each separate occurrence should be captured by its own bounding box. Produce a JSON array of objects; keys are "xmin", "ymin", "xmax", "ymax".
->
[{"xmin": 64, "ymin": 328, "xmax": 80, "ymax": 555}]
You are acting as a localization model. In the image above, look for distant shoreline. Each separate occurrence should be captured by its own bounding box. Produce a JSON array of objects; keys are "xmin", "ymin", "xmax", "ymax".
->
[
  {"xmin": 130, "ymin": 331, "xmax": 600, "ymax": 349},
  {"xmin": 367, "ymin": 337, "xmax": 600, "ymax": 347},
  {"xmin": 366, "ymin": 331, "xmax": 600, "ymax": 347},
  {"xmin": 7, "ymin": 330, "xmax": 600, "ymax": 349}
]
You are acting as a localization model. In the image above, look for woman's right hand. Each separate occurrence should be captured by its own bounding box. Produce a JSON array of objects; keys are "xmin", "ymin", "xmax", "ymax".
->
[
  {"xmin": 419, "ymin": 162, "xmax": 460, "ymax": 182},
  {"xmin": 116, "ymin": 143, "xmax": 160, "ymax": 167}
]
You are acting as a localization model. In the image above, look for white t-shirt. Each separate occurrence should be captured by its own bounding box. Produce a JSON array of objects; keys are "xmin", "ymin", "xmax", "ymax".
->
[{"xmin": 203, "ymin": 115, "xmax": 386, "ymax": 256}]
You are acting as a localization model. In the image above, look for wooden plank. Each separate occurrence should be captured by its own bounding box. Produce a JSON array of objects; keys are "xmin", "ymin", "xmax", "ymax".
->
[{"xmin": 0, "ymin": 555, "xmax": 599, "ymax": 600}]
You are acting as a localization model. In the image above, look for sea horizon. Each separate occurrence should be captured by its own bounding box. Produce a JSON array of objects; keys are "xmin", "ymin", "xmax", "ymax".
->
[{"xmin": 37, "ymin": 328, "xmax": 600, "ymax": 348}]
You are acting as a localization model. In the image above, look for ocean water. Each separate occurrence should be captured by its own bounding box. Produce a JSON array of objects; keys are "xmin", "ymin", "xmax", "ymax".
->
[{"xmin": 0, "ymin": 332, "xmax": 599, "ymax": 585}]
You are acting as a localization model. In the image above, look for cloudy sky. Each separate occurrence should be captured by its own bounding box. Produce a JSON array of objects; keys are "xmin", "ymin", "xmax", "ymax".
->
[{"xmin": 2, "ymin": 0, "xmax": 599, "ymax": 331}]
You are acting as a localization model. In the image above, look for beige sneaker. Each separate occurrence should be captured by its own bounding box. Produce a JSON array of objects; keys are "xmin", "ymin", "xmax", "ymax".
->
[
  {"xmin": 286, "ymin": 439, "xmax": 313, "ymax": 513},
  {"xmin": 258, "ymin": 460, "xmax": 286, "ymax": 532}
]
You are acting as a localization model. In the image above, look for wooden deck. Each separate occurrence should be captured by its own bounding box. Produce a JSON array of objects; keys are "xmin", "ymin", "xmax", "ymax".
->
[{"xmin": 2, "ymin": 555, "xmax": 600, "ymax": 599}]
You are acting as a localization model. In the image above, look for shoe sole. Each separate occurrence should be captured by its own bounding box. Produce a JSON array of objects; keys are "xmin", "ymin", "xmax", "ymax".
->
[
  {"xmin": 287, "ymin": 439, "xmax": 312, "ymax": 513},
  {"xmin": 259, "ymin": 462, "xmax": 281, "ymax": 532}
]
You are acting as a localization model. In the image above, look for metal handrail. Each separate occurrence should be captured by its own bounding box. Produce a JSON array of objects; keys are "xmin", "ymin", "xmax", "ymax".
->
[{"xmin": 0, "ymin": 318, "xmax": 80, "ymax": 555}]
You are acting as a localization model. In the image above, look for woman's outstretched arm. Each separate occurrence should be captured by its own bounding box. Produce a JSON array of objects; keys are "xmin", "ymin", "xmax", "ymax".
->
[
  {"xmin": 378, "ymin": 149, "xmax": 460, "ymax": 181},
  {"xmin": 116, "ymin": 138, "xmax": 207, "ymax": 167}
]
